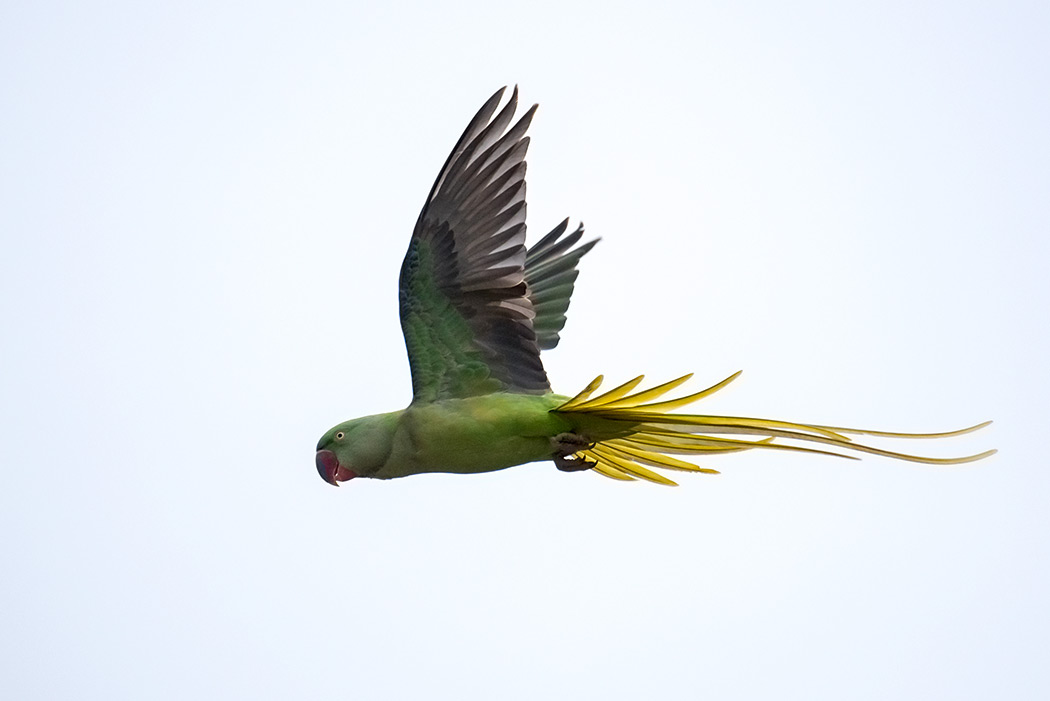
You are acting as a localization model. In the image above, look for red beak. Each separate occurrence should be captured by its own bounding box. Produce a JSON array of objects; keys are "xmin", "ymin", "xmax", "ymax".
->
[{"xmin": 316, "ymin": 449, "xmax": 358, "ymax": 486}]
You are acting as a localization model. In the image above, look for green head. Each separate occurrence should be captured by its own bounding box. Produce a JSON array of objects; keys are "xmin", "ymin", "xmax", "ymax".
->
[{"xmin": 315, "ymin": 412, "xmax": 398, "ymax": 486}]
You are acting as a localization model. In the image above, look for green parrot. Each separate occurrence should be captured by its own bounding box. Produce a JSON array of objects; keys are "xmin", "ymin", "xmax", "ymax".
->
[{"xmin": 315, "ymin": 87, "xmax": 994, "ymax": 487}]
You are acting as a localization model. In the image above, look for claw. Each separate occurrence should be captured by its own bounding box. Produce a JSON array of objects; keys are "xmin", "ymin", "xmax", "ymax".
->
[
  {"xmin": 554, "ymin": 453, "xmax": 596, "ymax": 472},
  {"xmin": 551, "ymin": 432, "xmax": 596, "ymax": 472}
]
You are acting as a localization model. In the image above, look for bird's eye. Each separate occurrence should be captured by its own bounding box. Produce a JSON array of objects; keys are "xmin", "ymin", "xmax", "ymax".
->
[{"xmin": 336, "ymin": 432, "xmax": 345, "ymax": 440}]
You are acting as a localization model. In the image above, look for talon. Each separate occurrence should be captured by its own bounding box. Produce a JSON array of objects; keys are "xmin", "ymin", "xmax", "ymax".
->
[
  {"xmin": 554, "ymin": 453, "xmax": 596, "ymax": 472},
  {"xmin": 551, "ymin": 432, "xmax": 596, "ymax": 472}
]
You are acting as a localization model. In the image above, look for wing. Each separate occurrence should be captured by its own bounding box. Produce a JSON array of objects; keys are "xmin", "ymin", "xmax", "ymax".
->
[
  {"xmin": 399, "ymin": 87, "xmax": 597, "ymax": 403},
  {"xmin": 399, "ymin": 87, "xmax": 544, "ymax": 402},
  {"xmin": 525, "ymin": 219, "xmax": 598, "ymax": 350}
]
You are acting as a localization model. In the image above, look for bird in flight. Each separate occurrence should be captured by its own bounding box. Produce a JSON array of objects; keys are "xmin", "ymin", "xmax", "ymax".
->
[{"xmin": 315, "ymin": 87, "xmax": 993, "ymax": 487}]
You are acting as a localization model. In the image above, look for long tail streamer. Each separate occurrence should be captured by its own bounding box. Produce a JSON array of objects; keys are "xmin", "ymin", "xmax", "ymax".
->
[{"xmin": 553, "ymin": 372, "xmax": 995, "ymax": 486}]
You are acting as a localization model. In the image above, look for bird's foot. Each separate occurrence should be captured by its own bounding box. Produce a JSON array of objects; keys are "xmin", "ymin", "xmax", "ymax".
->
[{"xmin": 551, "ymin": 432, "xmax": 596, "ymax": 472}]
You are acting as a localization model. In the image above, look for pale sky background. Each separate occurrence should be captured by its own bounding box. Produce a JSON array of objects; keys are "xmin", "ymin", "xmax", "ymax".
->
[{"xmin": 2, "ymin": 2, "xmax": 1048, "ymax": 699}]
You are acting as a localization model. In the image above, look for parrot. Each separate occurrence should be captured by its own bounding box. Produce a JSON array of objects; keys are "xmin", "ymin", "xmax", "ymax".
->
[{"xmin": 315, "ymin": 86, "xmax": 994, "ymax": 487}]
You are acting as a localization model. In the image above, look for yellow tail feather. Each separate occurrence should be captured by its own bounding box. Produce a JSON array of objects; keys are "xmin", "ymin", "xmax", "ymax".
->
[{"xmin": 553, "ymin": 372, "xmax": 996, "ymax": 486}]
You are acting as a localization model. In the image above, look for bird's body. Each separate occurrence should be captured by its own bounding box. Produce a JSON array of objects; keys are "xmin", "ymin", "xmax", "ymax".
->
[
  {"xmin": 315, "ymin": 87, "xmax": 993, "ymax": 487},
  {"xmin": 329, "ymin": 394, "xmax": 571, "ymax": 480}
]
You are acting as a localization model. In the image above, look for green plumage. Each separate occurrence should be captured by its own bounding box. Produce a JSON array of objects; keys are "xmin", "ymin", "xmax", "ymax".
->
[
  {"xmin": 319, "ymin": 394, "xmax": 573, "ymax": 480},
  {"xmin": 400, "ymin": 238, "xmax": 501, "ymax": 400}
]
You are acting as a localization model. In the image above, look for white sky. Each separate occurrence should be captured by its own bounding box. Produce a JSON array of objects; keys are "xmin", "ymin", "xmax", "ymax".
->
[{"xmin": 2, "ymin": 1, "xmax": 1048, "ymax": 699}]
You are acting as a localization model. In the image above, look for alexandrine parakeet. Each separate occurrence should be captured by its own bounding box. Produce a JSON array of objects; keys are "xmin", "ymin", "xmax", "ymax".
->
[{"xmin": 315, "ymin": 87, "xmax": 993, "ymax": 487}]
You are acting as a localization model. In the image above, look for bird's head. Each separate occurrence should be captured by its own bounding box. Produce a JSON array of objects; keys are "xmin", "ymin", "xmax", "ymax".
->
[{"xmin": 315, "ymin": 413, "xmax": 397, "ymax": 486}]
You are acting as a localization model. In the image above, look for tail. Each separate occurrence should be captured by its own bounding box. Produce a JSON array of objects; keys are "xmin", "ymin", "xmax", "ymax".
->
[{"xmin": 552, "ymin": 372, "xmax": 995, "ymax": 486}]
